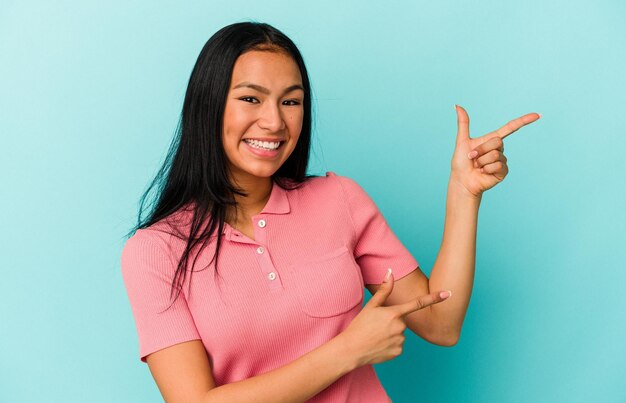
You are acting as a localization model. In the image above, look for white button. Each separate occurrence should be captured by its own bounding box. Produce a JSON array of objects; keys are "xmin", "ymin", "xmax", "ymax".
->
[
  {"xmin": 268, "ymin": 272, "xmax": 276, "ymax": 280},
  {"xmin": 257, "ymin": 246, "xmax": 264, "ymax": 254},
  {"xmin": 258, "ymin": 219, "xmax": 266, "ymax": 228}
]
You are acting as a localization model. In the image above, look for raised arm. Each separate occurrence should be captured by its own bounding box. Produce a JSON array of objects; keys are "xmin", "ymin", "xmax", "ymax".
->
[{"xmin": 366, "ymin": 106, "xmax": 540, "ymax": 345}]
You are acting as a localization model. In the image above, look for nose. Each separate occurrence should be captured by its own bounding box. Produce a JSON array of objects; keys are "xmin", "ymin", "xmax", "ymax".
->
[{"xmin": 257, "ymin": 102, "xmax": 285, "ymax": 132}]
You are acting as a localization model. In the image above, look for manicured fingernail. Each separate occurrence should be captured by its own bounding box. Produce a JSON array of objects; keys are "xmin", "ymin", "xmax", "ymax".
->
[
  {"xmin": 538, "ymin": 113, "xmax": 542, "ymax": 118},
  {"xmin": 468, "ymin": 151, "xmax": 478, "ymax": 159},
  {"xmin": 384, "ymin": 268, "xmax": 393, "ymax": 282},
  {"xmin": 440, "ymin": 291, "xmax": 452, "ymax": 299}
]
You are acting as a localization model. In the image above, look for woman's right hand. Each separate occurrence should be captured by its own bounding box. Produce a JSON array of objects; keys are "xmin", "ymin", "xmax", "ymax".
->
[{"xmin": 338, "ymin": 269, "xmax": 451, "ymax": 367}]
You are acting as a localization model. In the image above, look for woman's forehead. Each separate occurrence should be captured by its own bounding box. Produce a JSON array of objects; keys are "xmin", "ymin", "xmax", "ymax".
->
[{"xmin": 230, "ymin": 50, "xmax": 302, "ymax": 89}]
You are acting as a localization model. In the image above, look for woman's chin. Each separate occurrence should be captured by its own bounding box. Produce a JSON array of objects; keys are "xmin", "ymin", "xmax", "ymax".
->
[{"xmin": 229, "ymin": 166, "xmax": 279, "ymax": 183}]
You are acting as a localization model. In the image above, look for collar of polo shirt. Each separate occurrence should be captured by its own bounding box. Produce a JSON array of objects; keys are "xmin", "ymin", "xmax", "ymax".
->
[{"xmin": 222, "ymin": 180, "xmax": 291, "ymax": 237}]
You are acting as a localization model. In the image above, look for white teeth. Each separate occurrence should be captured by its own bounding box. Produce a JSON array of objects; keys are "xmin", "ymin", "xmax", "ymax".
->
[{"xmin": 244, "ymin": 139, "xmax": 281, "ymax": 150}]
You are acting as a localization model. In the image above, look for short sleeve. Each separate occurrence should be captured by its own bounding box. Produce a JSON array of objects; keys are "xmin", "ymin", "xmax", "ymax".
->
[
  {"xmin": 120, "ymin": 230, "xmax": 201, "ymax": 362},
  {"xmin": 330, "ymin": 172, "xmax": 419, "ymax": 284}
]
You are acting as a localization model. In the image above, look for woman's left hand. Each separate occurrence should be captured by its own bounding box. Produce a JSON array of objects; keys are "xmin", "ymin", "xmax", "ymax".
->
[{"xmin": 450, "ymin": 105, "xmax": 541, "ymax": 199}]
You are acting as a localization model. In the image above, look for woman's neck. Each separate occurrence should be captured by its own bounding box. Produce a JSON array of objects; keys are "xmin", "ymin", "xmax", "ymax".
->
[{"xmin": 227, "ymin": 176, "xmax": 273, "ymax": 226}]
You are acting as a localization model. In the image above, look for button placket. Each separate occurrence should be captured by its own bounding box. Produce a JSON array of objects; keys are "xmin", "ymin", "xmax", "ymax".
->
[
  {"xmin": 251, "ymin": 217, "xmax": 281, "ymax": 290},
  {"xmin": 253, "ymin": 217, "xmax": 267, "ymax": 244},
  {"xmin": 253, "ymin": 218, "xmax": 282, "ymax": 291},
  {"xmin": 256, "ymin": 247, "xmax": 282, "ymax": 290}
]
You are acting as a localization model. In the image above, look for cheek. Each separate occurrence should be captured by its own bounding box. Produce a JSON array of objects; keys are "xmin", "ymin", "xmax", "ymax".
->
[
  {"xmin": 287, "ymin": 110, "xmax": 304, "ymax": 136},
  {"xmin": 223, "ymin": 112, "xmax": 241, "ymax": 135},
  {"xmin": 222, "ymin": 111, "xmax": 242, "ymax": 155},
  {"xmin": 223, "ymin": 101, "xmax": 254, "ymax": 135}
]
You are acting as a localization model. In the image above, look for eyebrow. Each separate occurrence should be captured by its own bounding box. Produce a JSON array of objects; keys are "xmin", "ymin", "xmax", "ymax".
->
[{"xmin": 232, "ymin": 82, "xmax": 305, "ymax": 95}]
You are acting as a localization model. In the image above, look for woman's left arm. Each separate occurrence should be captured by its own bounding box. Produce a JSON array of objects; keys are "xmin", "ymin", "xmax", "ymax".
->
[
  {"xmin": 425, "ymin": 171, "xmax": 481, "ymax": 345},
  {"xmin": 370, "ymin": 105, "xmax": 540, "ymax": 346}
]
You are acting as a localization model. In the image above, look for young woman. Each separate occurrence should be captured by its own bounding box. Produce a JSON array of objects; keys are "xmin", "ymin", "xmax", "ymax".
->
[{"xmin": 121, "ymin": 22, "xmax": 540, "ymax": 402}]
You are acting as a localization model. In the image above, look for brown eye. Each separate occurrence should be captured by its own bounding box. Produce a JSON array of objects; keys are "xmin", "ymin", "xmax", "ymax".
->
[
  {"xmin": 240, "ymin": 97, "xmax": 259, "ymax": 104},
  {"xmin": 283, "ymin": 99, "xmax": 301, "ymax": 106}
]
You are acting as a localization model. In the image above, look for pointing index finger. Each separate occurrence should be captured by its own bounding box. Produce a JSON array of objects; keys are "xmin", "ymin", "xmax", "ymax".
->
[
  {"xmin": 495, "ymin": 113, "xmax": 541, "ymax": 140},
  {"xmin": 395, "ymin": 290, "xmax": 451, "ymax": 317}
]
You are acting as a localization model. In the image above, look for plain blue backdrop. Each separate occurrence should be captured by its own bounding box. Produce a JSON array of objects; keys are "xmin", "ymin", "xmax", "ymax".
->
[{"xmin": 1, "ymin": 1, "xmax": 625, "ymax": 402}]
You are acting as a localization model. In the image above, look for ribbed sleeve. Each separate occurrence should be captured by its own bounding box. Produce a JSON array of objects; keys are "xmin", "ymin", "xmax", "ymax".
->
[
  {"xmin": 331, "ymin": 173, "xmax": 419, "ymax": 284},
  {"xmin": 120, "ymin": 230, "xmax": 201, "ymax": 362}
]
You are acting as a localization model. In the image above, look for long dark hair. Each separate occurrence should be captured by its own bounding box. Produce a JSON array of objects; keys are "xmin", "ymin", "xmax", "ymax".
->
[{"xmin": 125, "ymin": 22, "xmax": 315, "ymax": 304}]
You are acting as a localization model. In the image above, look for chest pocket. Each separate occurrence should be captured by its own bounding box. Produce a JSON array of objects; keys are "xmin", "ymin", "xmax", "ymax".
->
[{"xmin": 286, "ymin": 246, "xmax": 364, "ymax": 318}]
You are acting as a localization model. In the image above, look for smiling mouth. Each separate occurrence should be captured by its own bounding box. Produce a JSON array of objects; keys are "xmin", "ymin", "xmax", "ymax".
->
[{"xmin": 243, "ymin": 139, "xmax": 284, "ymax": 151}]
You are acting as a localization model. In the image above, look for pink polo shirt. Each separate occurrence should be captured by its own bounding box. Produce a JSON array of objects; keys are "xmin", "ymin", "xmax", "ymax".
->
[{"xmin": 121, "ymin": 171, "xmax": 418, "ymax": 402}]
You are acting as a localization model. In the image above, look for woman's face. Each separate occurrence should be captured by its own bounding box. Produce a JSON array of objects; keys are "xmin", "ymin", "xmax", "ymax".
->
[{"xmin": 222, "ymin": 49, "xmax": 304, "ymax": 185}]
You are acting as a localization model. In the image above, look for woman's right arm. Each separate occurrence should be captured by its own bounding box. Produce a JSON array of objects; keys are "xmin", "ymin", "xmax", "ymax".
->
[
  {"xmin": 147, "ymin": 271, "xmax": 451, "ymax": 403},
  {"xmin": 147, "ymin": 333, "xmax": 356, "ymax": 403}
]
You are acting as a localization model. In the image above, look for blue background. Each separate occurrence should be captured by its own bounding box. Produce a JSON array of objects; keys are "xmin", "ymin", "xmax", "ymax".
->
[{"xmin": 1, "ymin": 1, "xmax": 625, "ymax": 402}]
